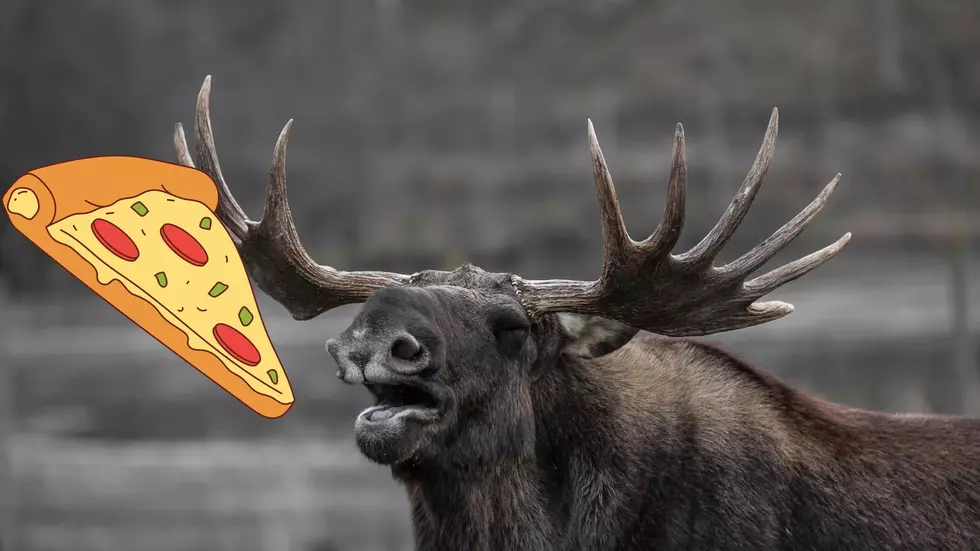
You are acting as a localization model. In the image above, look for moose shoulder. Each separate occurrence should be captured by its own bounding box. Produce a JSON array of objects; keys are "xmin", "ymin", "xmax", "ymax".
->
[{"xmin": 174, "ymin": 76, "xmax": 980, "ymax": 551}]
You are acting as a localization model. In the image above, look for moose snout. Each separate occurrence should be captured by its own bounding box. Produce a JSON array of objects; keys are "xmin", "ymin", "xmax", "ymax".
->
[{"xmin": 327, "ymin": 330, "xmax": 431, "ymax": 385}]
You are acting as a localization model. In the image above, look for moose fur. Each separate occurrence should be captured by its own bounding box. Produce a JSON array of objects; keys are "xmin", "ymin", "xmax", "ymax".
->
[{"xmin": 329, "ymin": 266, "xmax": 980, "ymax": 551}]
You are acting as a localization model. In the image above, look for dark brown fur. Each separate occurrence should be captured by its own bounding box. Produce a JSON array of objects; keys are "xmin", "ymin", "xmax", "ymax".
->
[{"xmin": 326, "ymin": 266, "xmax": 980, "ymax": 551}]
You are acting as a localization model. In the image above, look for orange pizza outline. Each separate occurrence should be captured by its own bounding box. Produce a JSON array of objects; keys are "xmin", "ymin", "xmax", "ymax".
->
[{"xmin": 3, "ymin": 155, "xmax": 293, "ymax": 419}]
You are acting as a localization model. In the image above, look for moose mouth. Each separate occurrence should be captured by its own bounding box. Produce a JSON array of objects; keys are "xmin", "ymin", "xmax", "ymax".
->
[
  {"xmin": 360, "ymin": 382, "xmax": 443, "ymax": 424},
  {"xmin": 353, "ymin": 380, "xmax": 448, "ymax": 465}
]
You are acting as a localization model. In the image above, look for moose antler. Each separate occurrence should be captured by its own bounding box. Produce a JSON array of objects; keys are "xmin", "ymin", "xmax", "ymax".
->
[
  {"xmin": 173, "ymin": 76, "xmax": 410, "ymax": 320},
  {"xmin": 512, "ymin": 109, "xmax": 851, "ymax": 336},
  {"xmin": 173, "ymin": 77, "xmax": 847, "ymax": 336}
]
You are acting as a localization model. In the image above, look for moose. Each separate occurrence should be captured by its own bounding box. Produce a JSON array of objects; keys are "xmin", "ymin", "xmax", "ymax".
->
[{"xmin": 174, "ymin": 76, "xmax": 980, "ymax": 550}]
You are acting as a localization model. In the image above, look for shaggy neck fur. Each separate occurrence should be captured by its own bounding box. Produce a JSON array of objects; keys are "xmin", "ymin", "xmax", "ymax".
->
[
  {"xmin": 392, "ymin": 334, "xmax": 760, "ymax": 551},
  {"xmin": 392, "ymin": 334, "xmax": 980, "ymax": 551}
]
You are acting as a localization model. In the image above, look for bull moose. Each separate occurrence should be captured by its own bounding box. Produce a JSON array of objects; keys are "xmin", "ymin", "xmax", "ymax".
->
[{"xmin": 174, "ymin": 76, "xmax": 980, "ymax": 550}]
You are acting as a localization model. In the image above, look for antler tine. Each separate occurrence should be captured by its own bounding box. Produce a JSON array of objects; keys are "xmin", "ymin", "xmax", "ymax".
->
[
  {"xmin": 245, "ymin": 119, "xmax": 352, "ymax": 296},
  {"xmin": 173, "ymin": 123, "xmax": 195, "ymax": 169},
  {"xmin": 176, "ymin": 118, "xmax": 250, "ymax": 245},
  {"xmin": 172, "ymin": 76, "xmax": 410, "ymax": 321},
  {"xmin": 513, "ymin": 110, "xmax": 851, "ymax": 337},
  {"xmin": 676, "ymin": 108, "xmax": 778, "ymax": 266},
  {"xmin": 721, "ymin": 173, "xmax": 842, "ymax": 277},
  {"xmin": 193, "ymin": 75, "xmax": 251, "ymax": 241},
  {"xmin": 642, "ymin": 123, "xmax": 687, "ymax": 256},
  {"xmin": 262, "ymin": 119, "xmax": 295, "ymax": 229},
  {"xmin": 744, "ymin": 232, "xmax": 851, "ymax": 297},
  {"xmin": 588, "ymin": 119, "xmax": 632, "ymax": 272}
]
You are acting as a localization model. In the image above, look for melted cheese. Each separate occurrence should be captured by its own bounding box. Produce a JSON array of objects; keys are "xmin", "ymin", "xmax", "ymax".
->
[{"xmin": 48, "ymin": 190, "xmax": 293, "ymax": 404}]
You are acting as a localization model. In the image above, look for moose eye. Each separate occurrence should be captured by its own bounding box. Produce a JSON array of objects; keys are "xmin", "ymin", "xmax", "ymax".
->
[{"xmin": 490, "ymin": 307, "xmax": 530, "ymax": 341}]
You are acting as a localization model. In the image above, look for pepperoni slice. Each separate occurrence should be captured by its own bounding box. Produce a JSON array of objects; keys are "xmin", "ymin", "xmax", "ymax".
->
[
  {"xmin": 91, "ymin": 218, "xmax": 139, "ymax": 261},
  {"xmin": 160, "ymin": 223, "xmax": 208, "ymax": 266},
  {"xmin": 213, "ymin": 323, "xmax": 261, "ymax": 366}
]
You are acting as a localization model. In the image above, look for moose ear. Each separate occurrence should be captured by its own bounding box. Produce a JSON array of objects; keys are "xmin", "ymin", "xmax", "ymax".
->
[{"xmin": 557, "ymin": 313, "xmax": 639, "ymax": 359}]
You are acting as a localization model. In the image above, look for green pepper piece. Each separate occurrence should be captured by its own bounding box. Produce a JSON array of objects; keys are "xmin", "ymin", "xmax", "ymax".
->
[
  {"xmin": 238, "ymin": 306, "xmax": 254, "ymax": 326},
  {"xmin": 199, "ymin": 217, "xmax": 212, "ymax": 230},
  {"xmin": 154, "ymin": 272, "xmax": 168, "ymax": 287},
  {"xmin": 131, "ymin": 201, "xmax": 149, "ymax": 216},
  {"xmin": 208, "ymin": 282, "xmax": 228, "ymax": 297},
  {"xmin": 267, "ymin": 369, "xmax": 279, "ymax": 385}
]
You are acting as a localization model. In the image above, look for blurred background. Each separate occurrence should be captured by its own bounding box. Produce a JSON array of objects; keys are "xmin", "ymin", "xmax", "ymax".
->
[{"xmin": 0, "ymin": 0, "xmax": 978, "ymax": 549}]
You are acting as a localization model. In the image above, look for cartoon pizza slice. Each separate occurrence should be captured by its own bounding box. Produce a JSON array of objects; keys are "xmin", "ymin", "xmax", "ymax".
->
[{"xmin": 3, "ymin": 156, "xmax": 293, "ymax": 418}]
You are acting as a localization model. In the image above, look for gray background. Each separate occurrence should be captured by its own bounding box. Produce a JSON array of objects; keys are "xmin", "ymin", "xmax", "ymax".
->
[{"xmin": 0, "ymin": 1, "xmax": 978, "ymax": 550}]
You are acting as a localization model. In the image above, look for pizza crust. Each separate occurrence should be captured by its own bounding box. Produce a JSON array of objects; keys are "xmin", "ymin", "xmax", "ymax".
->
[{"xmin": 4, "ymin": 156, "xmax": 291, "ymax": 419}]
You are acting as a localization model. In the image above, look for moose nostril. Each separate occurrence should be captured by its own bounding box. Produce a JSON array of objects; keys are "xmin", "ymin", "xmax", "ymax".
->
[{"xmin": 390, "ymin": 334, "xmax": 421, "ymax": 360}]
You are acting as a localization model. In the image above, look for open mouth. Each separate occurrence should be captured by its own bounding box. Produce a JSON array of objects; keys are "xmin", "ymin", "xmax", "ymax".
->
[
  {"xmin": 361, "ymin": 382, "xmax": 442, "ymax": 423},
  {"xmin": 353, "ymin": 380, "xmax": 449, "ymax": 465}
]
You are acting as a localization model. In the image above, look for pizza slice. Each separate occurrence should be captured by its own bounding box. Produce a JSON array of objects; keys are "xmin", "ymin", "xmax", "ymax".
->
[{"xmin": 3, "ymin": 156, "xmax": 293, "ymax": 418}]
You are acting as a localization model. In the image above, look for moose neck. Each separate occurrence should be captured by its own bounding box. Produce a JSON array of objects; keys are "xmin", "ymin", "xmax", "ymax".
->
[
  {"xmin": 400, "ymin": 457, "xmax": 557, "ymax": 551},
  {"xmin": 393, "ymin": 383, "xmax": 561, "ymax": 551},
  {"xmin": 393, "ymin": 342, "xmax": 671, "ymax": 551},
  {"xmin": 391, "ymin": 335, "xmax": 822, "ymax": 551}
]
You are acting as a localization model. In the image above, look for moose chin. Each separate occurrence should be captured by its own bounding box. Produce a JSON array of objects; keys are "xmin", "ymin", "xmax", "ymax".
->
[{"xmin": 173, "ymin": 75, "xmax": 980, "ymax": 551}]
